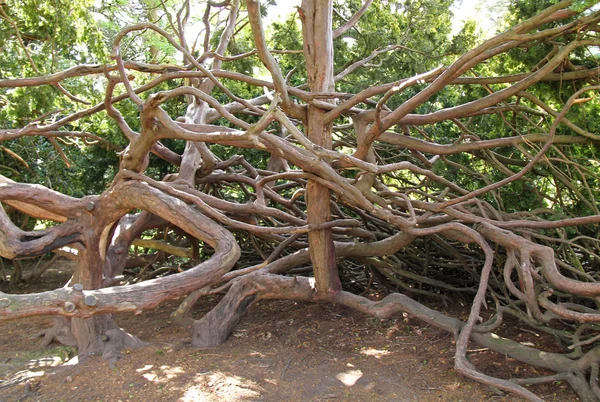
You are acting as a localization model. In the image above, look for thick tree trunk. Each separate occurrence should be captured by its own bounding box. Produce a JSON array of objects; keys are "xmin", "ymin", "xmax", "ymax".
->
[
  {"xmin": 301, "ymin": 0, "xmax": 341, "ymax": 294},
  {"xmin": 71, "ymin": 314, "xmax": 145, "ymax": 360},
  {"xmin": 71, "ymin": 221, "xmax": 145, "ymax": 358}
]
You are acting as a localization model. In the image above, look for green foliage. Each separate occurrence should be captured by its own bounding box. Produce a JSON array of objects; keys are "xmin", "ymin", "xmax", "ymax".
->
[
  {"xmin": 0, "ymin": 0, "xmax": 189, "ymax": 195},
  {"xmin": 0, "ymin": 1, "xmax": 113, "ymax": 195},
  {"xmin": 1, "ymin": 0, "xmax": 598, "ymax": 223},
  {"xmin": 332, "ymin": 0, "xmax": 458, "ymax": 91},
  {"xmin": 267, "ymin": 13, "xmax": 306, "ymax": 86},
  {"xmin": 571, "ymin": 0, "xmax": 600, "ymax": 13},
  {"xmin": 0, "ymin": 0, "xmax": 108, "ymax": 77}
]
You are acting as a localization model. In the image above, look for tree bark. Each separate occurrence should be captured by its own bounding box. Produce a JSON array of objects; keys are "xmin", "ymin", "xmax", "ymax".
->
[
  {"xmin": 191, "ymin": 280, "xmax": 256, "ymax": 348},
  {"xmin": 71, "ymin": 217, "xmax": 146, "ymax": 358},
  {"xmin": 301, "ymin": 0, "xmax": 341, "ymax": 294}
]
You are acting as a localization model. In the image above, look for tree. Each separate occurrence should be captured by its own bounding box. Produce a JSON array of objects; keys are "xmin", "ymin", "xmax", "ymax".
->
[{"xmin": 1, "ymin": 0, "xmax": 600, "ymax": 400}]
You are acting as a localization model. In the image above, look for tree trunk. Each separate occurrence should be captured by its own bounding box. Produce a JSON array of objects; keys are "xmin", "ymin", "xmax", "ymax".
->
[
  {"xmin": 71, "ymin": 221, "xmax": 145, "ymax": 358},
  {"xmin": 191, "ymin": 279, "xmax": 257, "ymax": 348},
  {"xmin": 301, "ymin": 0, "xmax": 341, "ymax": 294}
]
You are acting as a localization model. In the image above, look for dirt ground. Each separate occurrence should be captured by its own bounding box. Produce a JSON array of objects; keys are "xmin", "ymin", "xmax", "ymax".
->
[{"xmin": 0, "ymin": 261, "xmax": 578, "ymax": 402}]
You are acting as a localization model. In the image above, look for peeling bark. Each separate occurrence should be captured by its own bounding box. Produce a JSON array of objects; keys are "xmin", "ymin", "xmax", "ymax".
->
[{"xmin": 1, "ymin": 1, "xmax": 600, "ymax": 400}]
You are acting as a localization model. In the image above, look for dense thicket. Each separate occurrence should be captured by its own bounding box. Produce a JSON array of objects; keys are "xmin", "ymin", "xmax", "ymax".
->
[{"xmin": 1, "ymin": 1, "xmax": 600, "ymax": 400}]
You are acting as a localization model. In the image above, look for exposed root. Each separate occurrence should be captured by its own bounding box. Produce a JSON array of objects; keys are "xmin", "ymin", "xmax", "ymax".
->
[
  {"xmin": 71, "ymin": 315, "xmax": 147, "ymax": 361},
  {"xmin": 187, "ymin": 271, "xmax": 600, "ymax": 401},
  {"xmin": 2, "ymin": 3, "xmax": 600, "ymax": 402},
  {"xmin": 36, "ymin": 316, "xmax": 77, "ymax": 348}
]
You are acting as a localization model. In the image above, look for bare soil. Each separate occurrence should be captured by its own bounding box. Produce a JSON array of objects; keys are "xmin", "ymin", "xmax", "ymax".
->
[{"xmin": 0, "ymin": 261, "xmax": 578, "ymax": 401}]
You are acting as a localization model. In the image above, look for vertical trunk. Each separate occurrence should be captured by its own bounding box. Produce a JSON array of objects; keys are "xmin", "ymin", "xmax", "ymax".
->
[
  {"xmin": 301, "ymin": 0, "xmax": 341, "ymax": 293},
  {"xmin": 71, "ymin": 221, "xmax": 145, "ymax": 358},
  {"xmin": 69, "ymin": 226, "xmax": 109, "ymax": 353},
  {"xmin": 70, "ymin": 228, "xmax": 109, "ymax": 356}
]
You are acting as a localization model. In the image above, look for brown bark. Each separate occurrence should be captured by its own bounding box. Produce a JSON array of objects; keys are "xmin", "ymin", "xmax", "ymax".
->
[
  {"xmin": 63, "ymin": 207, "xmax": 147, "ymax": 357},
  {"xmin": 191, "ymin": 282, "xmax": 256, "ymax": 348},
  {"xmin": 301, "ymin": 0, "xmax": 341, "ymax": 294},
  {"xmin": 2, "ymin": 1, "xmax": 600, "ymax": 399},
  {"xmin": 0, "ymin": 180, "xmax": 240, "ymax": 322}
]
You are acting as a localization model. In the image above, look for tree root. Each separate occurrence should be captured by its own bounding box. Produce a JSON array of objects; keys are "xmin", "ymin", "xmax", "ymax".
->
[
  {"xmin": 71, "ymin": 314, "xmax": 147, "ymax": 361},
  {"xmin": 35, "ymin": 314, "xmax": 146, "ymax": 364},
  {"xmin": 187, "ymin": 271, "xmax": 600, "ymax": 401},
  {"xmin": 36, "ymin": 316, "xmax": 77, "ymax": 348}
]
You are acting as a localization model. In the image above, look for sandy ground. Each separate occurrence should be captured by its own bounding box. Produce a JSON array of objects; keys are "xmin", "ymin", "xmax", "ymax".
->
[{"xmin": 0, "ymin": 262, "xmax": 577, "ymax": 401}]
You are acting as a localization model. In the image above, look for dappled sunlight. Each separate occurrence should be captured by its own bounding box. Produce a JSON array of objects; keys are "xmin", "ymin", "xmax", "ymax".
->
[
  {"xmin": 182, "ymin": 371, "xmax": 262, "ymax": 401},
  {"xmin": 63, "ymin": 355, "xmax": 79, "ymax": 366},
  {"xmin": 336, "ymin": 368, "xmax": 363, "ymax": 386},
  {"xmin": 181, "ymin": 386, "xmax": 216, "ymax": 402},
  {"xmin": 0, "ymin": 348, "xmax": 73, "ymax": 391},
  {"xmin": 58, "ymin": 246, "xmax": 79, "ymax": 257},
  {"xmin": 27, "ymin": 356, "xmax": 63, "ymax": 369},
  {"xmin": 2, "ymin": 0, "xmax": 599, "ymax": 400},
  {"xmin": 135, "ymin": 364, "xmax": 153, "ymax": 373},
  {"xmin": 360, "ymin": 348, "xmax": 391, "ymax": 359},
  {"xmin": 136, "ymin": 364, "xmax": 184, "ymax": 383}
]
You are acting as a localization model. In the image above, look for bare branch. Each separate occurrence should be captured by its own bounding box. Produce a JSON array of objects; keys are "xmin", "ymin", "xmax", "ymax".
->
[{"xmin": 332, "ymin": 0, "xmax": 374, "ymax": 39}]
